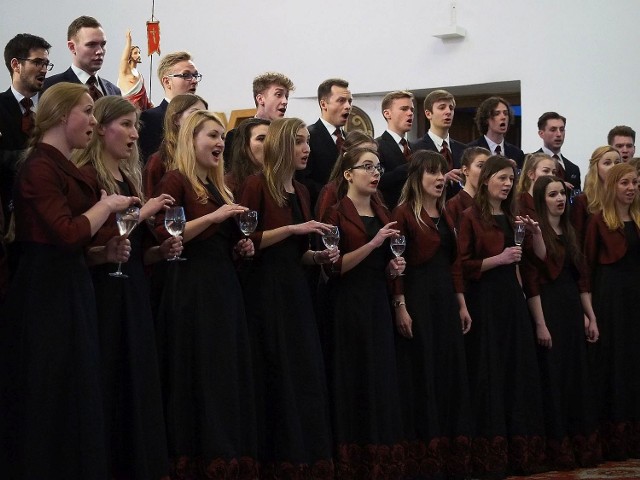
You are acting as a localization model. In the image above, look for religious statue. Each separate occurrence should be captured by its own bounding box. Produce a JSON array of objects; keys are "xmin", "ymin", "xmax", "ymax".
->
[{"xmin": 118, "ymin": 30, "xmax": 153, "ymax": 111}]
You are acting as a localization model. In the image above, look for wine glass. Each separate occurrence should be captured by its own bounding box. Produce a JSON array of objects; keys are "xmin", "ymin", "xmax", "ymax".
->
[
  {"xmin": 165, "ymin": 206, "xmax": 187, "ymax": 261},
  {"xmin": 390, "ymin": 234, "xmax": 406, "ymax": 276},
  {"xmin": 238, "ymin": 210, "xmax": 258, "ymax": 238},
  {"xmin": 109, "ymin": 205, "xmax": 140, "ymax": 278},
  {"xmin": 514, "ymin": 223, "xmax": 526, "ymax": 247},
  {"xmin": 322, "ymin": 225, "xmax": 340, "ymax": 250}
]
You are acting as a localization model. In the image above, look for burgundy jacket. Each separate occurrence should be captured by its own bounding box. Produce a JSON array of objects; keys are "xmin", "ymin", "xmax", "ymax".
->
[{"xmin": 445, "ymin": 190, "xmax": 474, "ymax": 228}]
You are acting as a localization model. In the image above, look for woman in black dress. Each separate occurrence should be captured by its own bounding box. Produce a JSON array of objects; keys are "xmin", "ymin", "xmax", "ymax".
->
[
  {"xmin": 73, "ymin": 95, "xmax": 178, "ymax": 480},
  {"xmin": 521, "ymin": 175, "xmax": 601, "ymax": 469},
  {"xmin": 153, "ymin": 110, "xmax": 258, "ymax": 479},
  {"xmin": 322, "ymin": 147, "xmax": 407, "ymax": 478},
  {"xmin": 457, "ymin": 155, "xmax": 546, "ymax": 478},
  {"xmin": 392, "ymin": 151, "xmax": 473, "ymax": 478},
  {"xmin": 239, "ymin": 117, "xmax": 338, "ymax": 480},
  {"xmin": 0, "ymin": 83, "xmax": 137, "ymax": 479},
  {"xmin": 584, "ymin": 162, "xmax": 640, "ymax": 460}
]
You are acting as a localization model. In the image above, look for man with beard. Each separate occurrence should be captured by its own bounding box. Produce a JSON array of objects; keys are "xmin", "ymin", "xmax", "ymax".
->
[
  {"xmin": 43, "ymin": 16, "xmax": 121, "ymax": 99},
  {"xmin": 297, "ymin": 77, "xmax": 353, "ymax": 207},
  {"xmin": 468, "ymin": 96, "xmax": 525, "ymax": 168},
  {"xmin": 224, "ymin": 72, "xmax": 295, "ymax": 168},
  {"xmin": 117, "ymin": 29, "xmax": 153, "ymax": 111},
  {"xmin": 0, "ymin": 33, "xmax": 52, "ymax": 298}
]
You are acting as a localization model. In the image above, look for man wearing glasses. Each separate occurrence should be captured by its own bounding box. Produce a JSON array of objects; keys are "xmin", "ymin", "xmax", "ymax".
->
[
  {"xmin": 43, "ymin": 16, "xmax": 121, "ymax": 99},
  {"xmin": 1, "ymin": 33, "xmax": 52, "ymax": 297},
  {"xmin": 138, "ymin": 51, "xmax": 202, "ymax": 162}
]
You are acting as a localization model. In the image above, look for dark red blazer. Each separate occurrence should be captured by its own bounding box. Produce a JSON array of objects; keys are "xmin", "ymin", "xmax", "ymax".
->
[
  {"xmin": 322, "ymin": 194, "xmax": 391, "ymax": 277},
  {"xmin": 584, "ymin": 211, "xmax": 640, "ymax": 273},
  {"xmin": 392, "ymin": 202, "xmax": 464, "ymax": 293},
  {"xmin": 457, "ymin": 204, "xmax": 511, "ymax": 281},
  {"xmin": 446, "ymin": 190, "xmax": 474, "ymax": 228},
  {"xmin": 13, "ymin": 143, "xmax": 95, "ymax": 250},
  {"xmin": 516, "ymin": 191, "xmax": 538, "ymax": 221},
  {"xmin": 570, "ymin": 193, "xmax": 591, "ymax": 247},
  {"xmin": 153, "ymin": 170, "xmax": 236, "ymax": 244},
  {"xmin": 239, "ymin": 173, "xmax": 312, "ymax": 255},
  {"xmin": 315, "ymin": 181, "xmax": 339, "ymax": 222},
  {"xmin": 142, "ymin": 151, "xmax": 166, "ymax": 200},
  {"xmin": 521, "ymin": 237, "xmax": 589, "ymax": 298}
]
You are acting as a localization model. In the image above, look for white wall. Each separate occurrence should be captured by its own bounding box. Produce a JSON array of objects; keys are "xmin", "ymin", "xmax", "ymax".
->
[{"xmin": 2, "ymin": 0, "xmax": 639, "ymax": 174}]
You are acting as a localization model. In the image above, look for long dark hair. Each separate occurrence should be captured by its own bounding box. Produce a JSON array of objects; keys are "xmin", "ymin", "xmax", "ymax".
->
[
  {"xmin": 532, "ymin": 175, "xmax": 582, "ymax": 266},
  {"xmin": 475, "ymin": 155, "xmax": 516, "ymax": 224},
  {"xmin": 229, "ymin": 118, "xmax": 270, "ymax": 188}
]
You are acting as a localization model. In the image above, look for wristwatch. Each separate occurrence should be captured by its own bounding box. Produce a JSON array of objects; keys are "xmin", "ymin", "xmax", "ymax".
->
[{"xmin": 391, "ymin": 300, "xmax": 406, "ymax": 308}]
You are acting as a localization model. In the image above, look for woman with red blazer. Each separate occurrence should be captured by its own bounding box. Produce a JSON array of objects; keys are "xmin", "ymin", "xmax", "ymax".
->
[
  {"xmin": 516, "ymin": 152, "xmax": 557, "ymax": 221},
  {"xmin": 521, "ymin": 175, "xmax": 601, "ymax": 469},
  {"xmin": 457, "ymin": 155, "xmax": 545, "ymax": 478},
  {"xmin": 0, "ymin": 83, "xmax": 136, "ymax": 479},
  {"xmin": 584, "ymin": 162, "xmax": 640, "ymax": 460},
  {"xmin": 446, "ymin": 146, "xmax": 489, "ymax": 228},
  {"xmin": 391, "ymin": 151, "xmax": 473, "ymax": 478},
  {"xmin": 571, "ymin": 146, "xmax": 621, "ymax": 246},
  {"xmin": 239, "ymin": 118, "xmax": 337, "ymax": 479},
  {"xmin": 321, "ymin": 146, "xmax": 406, "ymax": 477}
]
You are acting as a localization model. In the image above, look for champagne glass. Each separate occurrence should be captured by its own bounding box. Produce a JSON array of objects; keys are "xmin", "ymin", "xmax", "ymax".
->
[
  {"xmin": 390, "ymin": 234, "xmax": 406, "ymax": 276},
  {"xmin": 514, "ymin": 223, "xmax": 526, "ymax": 247},
  {"xmin": 165, "ymin": 206, "xmax": 187, "ymax": 261},
  {"xmin": 109, "ymin": 206, "xmax": 140, "ymax": 278},
  {"xmin": 322, "ymin": 225, "xmax": 340, "ymax": 250}
]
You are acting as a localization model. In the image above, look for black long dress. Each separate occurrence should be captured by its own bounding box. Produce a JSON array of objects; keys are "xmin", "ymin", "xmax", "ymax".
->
[
  {"xmin": 325, "ymin": 215, "xmax": 405, "ymax": 479},
  {"xmin": 154, "ymin": 180, "xmax": 257, "ymax": 479},
  {"xmin": 0, "ymin": 143, "xmax": 108, "ymax": 479},
  {"xmin": 462, "ymin": 214, "xmax": 545, "ymax": 478},
  {"xmin": 533, "ymin": 238, "xmax": 601, "ymax": 468},
  {"xmin": 241, "ymin": 185, "xmax": 334, "ymax": 480},
  {"xmin": 395, "ymin": 216, "xmax": 473, "ymax": 478},
  {"xmin": 590, "ymin": 222, "xmax": 640, "ymax": 459},
  {"xmin": 88, "ymin": 178, "xmax": 169, "ymax": 480}
]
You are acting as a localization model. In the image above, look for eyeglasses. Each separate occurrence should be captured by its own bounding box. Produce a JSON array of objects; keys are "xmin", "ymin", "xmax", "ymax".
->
[
  {"xmin": 349, "ymin": 163, "xmax": 385, "ymax": 175},
  {"xmin": 166, "ymin": 72, "xmax": 203, "ymax": 82},
  {"xmin": 17, "ymin": 57, "xmax": 54, "ymax": 71}
]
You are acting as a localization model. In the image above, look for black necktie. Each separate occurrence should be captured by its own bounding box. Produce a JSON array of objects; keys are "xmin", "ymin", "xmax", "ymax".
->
[
  {"xmin": 20, "ymin": 97, "xmax": 35, "ymax": 135},
  {"xmin": 334, "ymin": 128, "xmax": 344, "ymax": 152},
  {"xmin": 553, "ymin": 154, "xmax": 565, "ymax": 180},
  {"xmin": 441, "ymin": 140, "xmax": 453, "ymax": 170},
  {"xmin": 400, "ymin": 138, "xmax": 411, "ymax": 160},
  {"xmin": 87, "ymin": 75, "xmax": 103, "ymax": 101},
  {"xmin": 495, "ymin": 145, "xmax": 502, "ymax": 155}
]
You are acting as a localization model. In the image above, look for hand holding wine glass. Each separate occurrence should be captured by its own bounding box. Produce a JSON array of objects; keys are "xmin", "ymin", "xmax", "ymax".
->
[
  {"xmin": 321, "ymin": 225, "xmax": 340, "ymax": 250},
  {"xmin": 239, "ymin": 210, "xmax": 258, "ymax": 237},
  {"xmin": 165, "ymin": 206, "xmax": 187, "ymax": 261},
  {"xmin": 390, "ymin": 234, "xmax": 406, "ymax": 276},
  {"xmin": 109, "ymin": 205, "xmax": 140, "ymax": 278},
  {"xmin": 514, "ymin": 223, "xmax": 526, "ymax": 246}
]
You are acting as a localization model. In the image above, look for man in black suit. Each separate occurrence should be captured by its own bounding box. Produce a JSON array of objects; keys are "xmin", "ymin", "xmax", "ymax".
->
[
  {"xmin": 412, "ymin": 89, "xmax": 467, "ymax": 197},
  {"xmin": 468, "ymin": 96, "xmax": 525, "ymax": 167},
  {"xmin": 297, "ymin": 78, "xmax": 352, "ymax": 207},
  {"xmin": 224, "ymin": 72, "xmax": 294, "ymax": 168},
  {"xmin": 138, "ymin": 51, "xmax": 201, "ymax": 162},
  {"xmin": 536, "ymin": 112, "xmax": 581, "ymax": 190},
  {"xmin": 43, "ymin": 16, "xmax": 120, "ymax": 98},
  {"xmin": 376, "ymin": 90, "xmax": 414, "ymax": 209},
  {"xmin": 1, "ymin": 32, "xmax": 52, "ymax": 294}
]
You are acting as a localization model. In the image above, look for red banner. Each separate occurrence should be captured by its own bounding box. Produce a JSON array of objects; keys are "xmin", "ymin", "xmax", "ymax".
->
[{"xmin": 146, "ymin": 21, "xmax": 160, "ymax": 56}]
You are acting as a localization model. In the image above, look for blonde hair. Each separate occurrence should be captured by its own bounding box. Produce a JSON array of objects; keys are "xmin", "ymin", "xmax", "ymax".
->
[
  {"xmin": 263, "ymin": 117, "xmax": 306, "ymax": 207},
  {"xmin": 517, "ymin": 152, "xmax": 553, "ymax": 194},
  {"xmin": 72, "ymin": 96, "xmax": 143, "ymax": 199},
  {"xmin": 174, "ymin": 110, "xmax": 233, "ymax": 205},
  {"xmin": 583, "ymin": 146, "xmax": 620, "ymax": 214},
  {"xmin": 24, "ymin": 82, "xmax": 89, "ymax": 159},
  {"xmin": 157, "ymin": 51, "xmax": 192, "ymax": 83},
  {"xmin": 601, "ymin": 162, "xmax": 640, "ymax": 231},
  {"xmin": 158, "ymin": 93, "xmax": 208, "ymax": 167}
]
